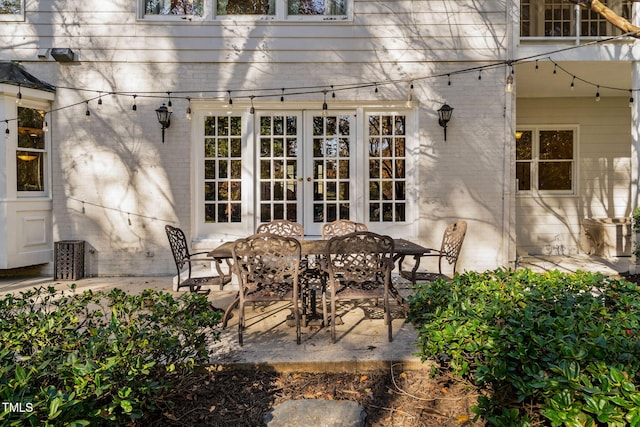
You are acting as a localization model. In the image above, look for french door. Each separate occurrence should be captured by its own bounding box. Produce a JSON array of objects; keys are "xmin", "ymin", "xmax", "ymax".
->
[{"xmin": 256, "ymin": 110, "xmax": 357, "ymax": 235}]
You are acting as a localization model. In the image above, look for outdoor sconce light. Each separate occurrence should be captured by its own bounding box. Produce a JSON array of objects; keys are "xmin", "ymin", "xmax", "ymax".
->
[
  {"xmin": 437, "ymin": 103, "xmax": 454, "ymax": 141},
  {"xmin": 155, "ymin": 103, "xmax": 172, "ymax": 143}
]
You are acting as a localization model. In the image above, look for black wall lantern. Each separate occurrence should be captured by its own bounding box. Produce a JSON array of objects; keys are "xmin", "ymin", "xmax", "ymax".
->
[
  {"xmin": 437, "ymin": 103, "xmax": 454, "ymax": 141},
  {"xmin": 155, "ymin": 103, "xmax": 172, "ymax": 143}
]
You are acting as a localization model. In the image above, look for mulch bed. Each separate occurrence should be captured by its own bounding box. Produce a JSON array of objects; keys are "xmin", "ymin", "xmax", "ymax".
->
[{"xmin": 140, "ymin": 364, "xmax": 484, "ymax": 426}]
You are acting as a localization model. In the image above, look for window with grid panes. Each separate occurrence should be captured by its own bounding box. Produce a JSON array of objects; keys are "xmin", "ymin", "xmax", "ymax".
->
[
  {"xmin": 204, "ymin": 115, "xmax": 242, "ymax": 223},
  {"xmin": 516, "ymin": 128, "xmax": 575, "ymax": 193},
  {"xmin": 521, "ymin": 0, "xmax": 632, "ymax": 37},
  {"xmin": 367, "ymin": 114, "xmax": 406, "ymax": 222}
]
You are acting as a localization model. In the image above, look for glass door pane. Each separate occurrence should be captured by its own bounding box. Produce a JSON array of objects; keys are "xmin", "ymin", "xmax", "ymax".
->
[
  {"xmin": 257, "ymin": 113, "xmax": 302, "ymax": 224},
  {"xmin": 303, "ymin": 112, "xmax": 355, "ymax": 235}
]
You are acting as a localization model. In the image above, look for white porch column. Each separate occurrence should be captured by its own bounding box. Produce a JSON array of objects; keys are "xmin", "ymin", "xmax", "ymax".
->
[{"xmin": 630, "ymin": 3, "xmax": 640, "ymax": 273}]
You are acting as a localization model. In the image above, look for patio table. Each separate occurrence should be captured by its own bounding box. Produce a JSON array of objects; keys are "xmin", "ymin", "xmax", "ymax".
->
[{"xmin": 208, "ymin": 238, "xmax": 430, "ymax": 328}]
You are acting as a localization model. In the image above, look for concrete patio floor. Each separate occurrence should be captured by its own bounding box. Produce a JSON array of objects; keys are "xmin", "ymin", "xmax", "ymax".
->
[{"xmin": 0, "ymin": 254, "xmax": 631, "ymax": 373}]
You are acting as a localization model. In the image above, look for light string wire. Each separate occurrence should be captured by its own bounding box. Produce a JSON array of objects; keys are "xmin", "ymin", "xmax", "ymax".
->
[
  {"xmin": 2, "ymin": 31, "xmax": 637, "ymax": 127},
  {"xmin": 68, "ymin": 197, "xmax": 177, "ymax": 224}
]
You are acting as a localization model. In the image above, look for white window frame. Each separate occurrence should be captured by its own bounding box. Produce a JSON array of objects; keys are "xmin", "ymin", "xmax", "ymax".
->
[
  {"xmin": 139, "ymin": 0, "xmax": 351, "ymax": 21},
  {"xmin": 192, "ymin": 103, "xmax": 418, "ymax": 242},
  {"xmin": 515, "ymin": 125, "xmax": 579, "ymax": 196},
  {"xmin": 13, "ymin": 100, "xmax": 51, "ymax": 198},
  {"xmin": 0, "ymin": 0, "xmax": 25, "ymax": 22}
]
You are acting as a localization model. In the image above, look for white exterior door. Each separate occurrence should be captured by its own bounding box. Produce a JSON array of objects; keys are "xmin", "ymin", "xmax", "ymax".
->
[{"xmin": 256, "ymin": 111, "xmax": 357, "ymax": 235}]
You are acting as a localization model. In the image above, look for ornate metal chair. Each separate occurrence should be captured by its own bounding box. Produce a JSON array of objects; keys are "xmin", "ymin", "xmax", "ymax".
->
[
  {"xmin": 232, "ymin": 233, "xmax": 303, "ymax": 346},
  {"xmin": 321, "ymin": 220, "xmax": 368, "ymax": 239},
  {"xmin": 323, "ymin": 231, "xmax": 395, "ymax": 343},
  {"xmin": 398, "ymin": 220, "xmax": 467, "ymax": 285},
  {"xmin": 165, "ymin": 225, "xmax": 232, "ymax": 293},
  {"xmin": 256, "ymin": 220, "xmax": 304, "ymax": 238}
]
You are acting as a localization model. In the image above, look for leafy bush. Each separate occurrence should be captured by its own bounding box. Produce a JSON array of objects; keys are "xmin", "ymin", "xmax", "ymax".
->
[
  {"xmin": 407, "ymin": 268, "xmax": 640, "ymax": 426},
  {"xmin": 0, "ymin": 286, "xmax": 221, "ymax": 426}
]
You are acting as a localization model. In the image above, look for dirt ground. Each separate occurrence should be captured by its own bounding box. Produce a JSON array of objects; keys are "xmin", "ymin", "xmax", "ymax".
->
[{"xmin": 140, "ymin": 363, "xmax": 485, "ymax": 426}]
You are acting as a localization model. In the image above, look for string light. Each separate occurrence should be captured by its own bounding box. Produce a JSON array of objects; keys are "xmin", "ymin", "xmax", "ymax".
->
[
  {"xmin": 42, "ymin": 112, "xmax": 49, "ymax": 132},
  {"xmin": 167, "ymin": 92, "xmax": 173, "ymax": 112},
  {"xmin": 250, "ymin": 95, "xmax": 255, "ymax": 114},
  {"xmin": 553, "ymin": 64, "xmax": 557, "ymax": 75},
  {"xmin": 447, "ymin": 74, "xmax": 451, "ymax": 86},
  {"xmin": 505, "ymin": 75, "xmax": 514, "ymax": 93},
  {"xmin": 85, "ymin": 101, "xmax": 91, "ymax": 122},
  {"xmin": 322, "ymin": 90, "xmax": 328, "ymax": 117},
  {"xmin": 535, "ymin": 60, "xmax": 539, "ymax": 70},
  {"xmin": 185, "ymin": 97, "xmax": 192, "ymax": 120},
  {"xmin": 280, "ymin": 88, "xmax": 285, "ymax": 102},
  {"xmin": 374, "ymin": 83, "xmax": 379, "ymax": 94},
  {"xmin": 595, "ymin": 86, "xmax": 601, "ymax": 102},
  {"xmin": 478, "ymin": 70, "xmax": 482, "ymax": 80},
  {"xmin": 407, "ymin": 81, "xmax": 414, "ymax": 102},
  {"xmin": 331, "ymin": 85, "xmax": 336, "ymax": 99},
  {"xmin": 4, "ymin": 120, "xmax": 9, "ymax": 139},
  {"xmin": 227, "ymin": 90, "xmax": 233, "ymax": 106},
  {"xmin": 570, "ymin": 76, "xmax": 575, "ymax": 91},
  {"xmin": 629, "ymin": 90, "xmax": 634, "ymax": 108},
  {"xmin": 97, "ymin": 93, "xmax": 103, "ymax": 110},
  {"xmin": 132, "ymin": 95, "xmax": 137, "ymax": 114},
  {"xmin": 15, "ymin": 85, "xmax": 22, "ymax": 105}
]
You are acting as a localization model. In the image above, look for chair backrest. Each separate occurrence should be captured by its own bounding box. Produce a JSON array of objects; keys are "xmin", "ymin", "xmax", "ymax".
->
[
  {"xmin": 232, "ymin": 233, "xmax": 302, "ymax": 287},
  {"xmin": 165, "ymin": 225, "xmax": 189, "ymax": 271},
  {"xmin": 321, "ymin": 220, "xmax": 368, "ymax": 239},
  {"xmin": 439, "ymin": 220, "xmax": 467, "ymax": 273},
  {"xmin": 256, "ymin": 220, "xmax": 304, "ymax": 238},
  {"xmin": 325, "ymin": 231, "xmax": 394, "ymax": 283}
]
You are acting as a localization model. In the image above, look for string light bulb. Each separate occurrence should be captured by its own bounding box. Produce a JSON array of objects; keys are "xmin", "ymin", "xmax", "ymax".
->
[
  {"xmin": 331, "ymin": 85, "xmax": 336, "ymax": 99},
  {"xmin": 553, "ymin": 64, "xmax": 557, "ymax": 75},
  {"xmin": 4, "ymin": 120, "xmax": 9, "ymax": 139},
  {"xmin": 250, "ymin": 95, "xmax": 255, "ymax": 114},
  {"xmin": 322, "ymin": 90, "xmax": 328, "ymax": 117},
  {"xmin": 505, "ymin": 74, "xmax": 514, "ymax": 93},
  {"xmin": 595, "ymin": 86, "xmax": 601, "ymax": 102},
  {"xmin": 167, "ymin": 92, "xmax": 173, "ymax": 112},
  {"xmin": 570, "ymin": 76, "xmax": 575, "ymax": 91},
  {"xmin": 85, "ymin": 101, "xmax": 91, "ymax": 122},
  {"xmin": 42, "ymin": 113, "xmax": 49, "ymax": 132},
  {"xmin": 280, "ymin": 88, "xmax": 285, "ymax": 102},
  {"xmin": 447, "ymin": 74, "xmax": 451, "ymax": 86},
  {"xmin": 185, "ymin": 97, "xmax": 192, "ymax": 120},
  {"xmin": 374, "ymin": 83, "xmax": 379, "ymax": 94},
  {"xmin": 535, "ymin": 60, "xmax": 539, "ymax": 71},
  {"xmin": 15, "ymin": 85, "xmax": 22, "ymax": 106},
  {"xmin": 630, "ymin": 90, "xmax": 634, "ymax": 108},
  {"xmin": 407, "ymin": 81, "xmax": 414, "ymax": 102},
  {"xmin": 478, "ymin": 70, "xmax": 482, "ymax": 80},
  {"xmin": 132, "ymin": 95, "xmax": 138, "ymax": 114},
  {"xmin": 97, "ymin": 93, "xmax": 103, "ymax": 110}
]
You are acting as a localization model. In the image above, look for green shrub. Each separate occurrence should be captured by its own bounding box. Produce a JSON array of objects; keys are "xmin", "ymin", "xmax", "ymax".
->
[
  {"xmin": 407, "ymin": 268, "xmax": 640, "ymax": 426},
  {"xmin": 0, "ymin": 286, "xmax": 221, "ymax": 426}
]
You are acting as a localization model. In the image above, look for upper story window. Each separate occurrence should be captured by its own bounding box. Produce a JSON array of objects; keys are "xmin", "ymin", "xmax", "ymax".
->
[
  {"xmin": 0, "ymin": 0, "xmax": 24, "ymax": 21},
  {"xmin": 516, "ymin": 127, "xmax": 576, "ymax": 194},
  {"xmin": 521, "ymin": 0, "xmax": 631, "ymax": 38},
  {"xmin": 141, "ymin": 0, "xmax": 349, "ymax": 20},
  {"xmin": 145, "ymin": 0, "xmax": 204, "ymax": 16}
]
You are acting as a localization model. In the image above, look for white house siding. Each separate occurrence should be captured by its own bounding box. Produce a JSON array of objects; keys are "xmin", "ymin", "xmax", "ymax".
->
[
  {"xmin": 516, "ymin": 97, "xmax": 632, "ymax": 256},
  {"xmin": 0, "ymin": 0, "xmax": 512, "ymax": 275}
]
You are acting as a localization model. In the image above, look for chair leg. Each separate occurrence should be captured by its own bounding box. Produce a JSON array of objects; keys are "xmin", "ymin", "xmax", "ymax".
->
[
  {"xmin": 294, "ymin": 300, "xmax": 301, "ymax": 345},
  {"xmin": 331, "ymin": 296, "xmax": 337, "ymax": 343},
  {"xmin": 238, "ymin": 303, "xmax": 244, "ymax": 347},
  {"xmin": 386, "ymin": 294, "xmax": 392, "ymax": 342}
]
